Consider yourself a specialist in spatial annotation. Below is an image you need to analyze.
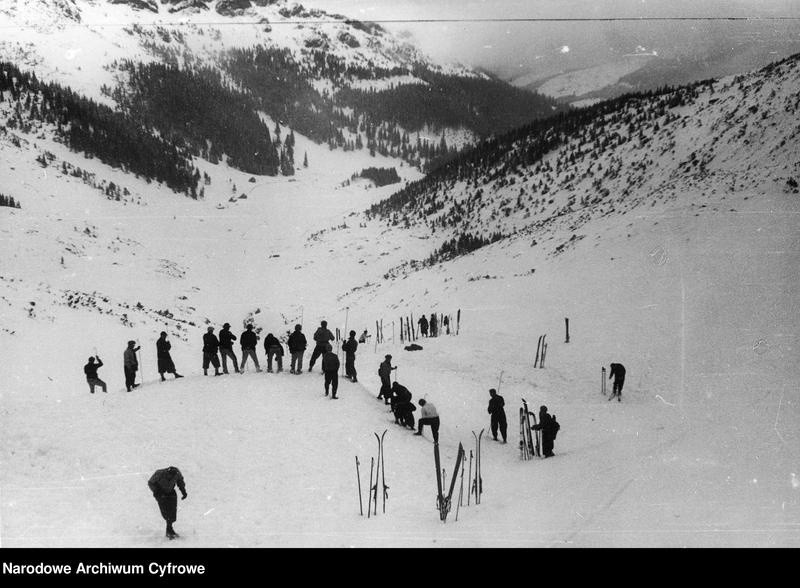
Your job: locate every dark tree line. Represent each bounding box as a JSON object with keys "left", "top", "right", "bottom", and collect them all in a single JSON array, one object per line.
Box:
[
  {"left": 1, "top": 61, "right": 200, "bottom": 196},
  {"left": 111, "top": 61, "right": 293, "bottom": 176},
  {"left": 367, "top": 81, "right": 713, "bottom": 221},
  {"left": 0, "top": 192, "right": 21, "bottom": 209},
  {"left": 354, "top": 167, "right": 401, "bottom": 187}
]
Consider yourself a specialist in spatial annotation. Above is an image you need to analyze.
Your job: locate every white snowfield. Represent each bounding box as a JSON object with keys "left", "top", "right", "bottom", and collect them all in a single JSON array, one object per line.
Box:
[{"left": 1, "top": 12, "right": 799, "bottom": 548}]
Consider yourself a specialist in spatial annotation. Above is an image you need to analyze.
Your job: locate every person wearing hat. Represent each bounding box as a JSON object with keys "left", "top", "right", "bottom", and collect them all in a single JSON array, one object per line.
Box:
[
  {"left": 321, "top": 343, "right": 340, "bottom": 398},
  {"left": 240, "top": 323, "right": 261, "bottom": 373},
  {"left": 287, "top": 324, "right": 307, "bottom": 374},
  {"left": 531, "top": 405, "right": 560, "bottom": 458},
  {"left": 123, "top": 340, "right": 141, "bottom": 392},
  {"left": 157, "top": 331, "right": 183, "bottom": 381},
  {"left": 202, "top": 326, "right": 221, "bottom": 376},
  {"left": 84, "top": 355, "right": 106, "bottom": 394},
  {"left": 341, "top": 330, "right": 358, "bottom": 382},
  {"left": 147, "top": 466, "right": 188, "bottom": 540},
  {"left": 487, "top": 388, "right": 507, "bottom": 443},
  {"left": 308, "top": 320, "right": 335, "bottom": 373},
  {"left": 414, "top": 398, "right": 440, "bottom": 442},
  {"left": 263, "top": 332, "right": 284, "bottom": 373},
  {"left": 608, "top": 362, "right": 626, "bottom": 402},
  {"left": 218, "top": 323, "right": 239, "bottom": 374},
  {"left": 377, "top": 354, "right": 396, "bottom": 403}
]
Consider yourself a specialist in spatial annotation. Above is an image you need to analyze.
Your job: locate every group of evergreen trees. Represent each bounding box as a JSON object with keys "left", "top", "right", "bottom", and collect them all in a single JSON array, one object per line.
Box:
[
  {"left": 111, "top": 61, "right": 294, "bottom": 176},
  {"left": 0, "top": 192, "right": 21, "bottom": 209},
  {"left": 1, "top": 61, "right": 200, "bottom": 197},
  {"left": 354, "top": 167, "right": 401, "bottom": 187}
]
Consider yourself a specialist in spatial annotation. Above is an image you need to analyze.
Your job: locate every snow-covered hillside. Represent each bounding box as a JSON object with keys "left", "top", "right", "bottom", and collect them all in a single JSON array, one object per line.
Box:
[{"left": 1, "top": 44, "right": 799, "bottom": 546}]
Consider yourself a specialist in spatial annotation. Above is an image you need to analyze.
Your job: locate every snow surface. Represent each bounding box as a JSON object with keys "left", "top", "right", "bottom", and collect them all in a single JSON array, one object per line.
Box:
[{"left": 0, "top": 5, "right": 799, "bottom": 548}]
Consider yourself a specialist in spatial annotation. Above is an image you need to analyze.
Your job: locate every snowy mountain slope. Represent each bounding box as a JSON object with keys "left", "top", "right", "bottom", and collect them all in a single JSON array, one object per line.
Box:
[
  {"left": 0, "top": 0, "right": 563, "bottom": 170},
  {"left": 1, "top": 52, "right": 799, "bottom": 547}
]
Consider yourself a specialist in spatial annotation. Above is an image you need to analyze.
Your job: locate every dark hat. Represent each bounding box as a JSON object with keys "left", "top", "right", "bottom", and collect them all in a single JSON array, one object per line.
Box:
[
  {"left": 321, "top": 320, "right": 328, "bottom": 327},
  {"left": 245, "top": 323, "right": 253, "bottom": 329},
  {"left": 540, "top": 405, "right": 548, "bottom": 412},
  {"left": 349, "top": 330, "right": 356, "bottom": 337},
  {"left": 489, "top": 388, "right": 497, "bottom": 394},
  {"left": 325, "top": 343, "right": 333, "bottom": 352},
  {"left": 88, "top": 356, "right": 95, "bottom": 362},
  {"left": 207, "top": 326, "right": 214, "bottom": 332},
  {"left": 160, "top": 331, "right": 167, "bottom": 337},
  {"left": 419, "top": 398, "right": 426, "bottom": 405},
  {"left": 295, "top": 324, "right": 302, "bottom": 330},
  {"left": 127, "top": 340, "right": 136, "bottom": 346},
  {"left": 385, "top": 354, "right": 392, "bottom": 359},
  {"left": 223, "top": 322, "right": 230, "bottom": 329}
]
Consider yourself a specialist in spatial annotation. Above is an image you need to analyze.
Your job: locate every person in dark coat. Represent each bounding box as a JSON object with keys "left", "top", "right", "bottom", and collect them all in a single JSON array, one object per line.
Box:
[
  {"left": 84, "top": 355, "right": 106, "bottom": 393},
  {"left": 443, "top": 315, "right": 450, "bottom": 335},
  {"left": 287, "top": 324, "right": 306, "bottom": 374},
  {"left": 147, "top": 466, "right": 187, "bottom": 540},
  {"left": 418, "top": 315, "right": 428, "bottom": 337},
  {"left": 202, "top": 326, "right": 221, "bottom": 376},
  {"left": 341, "top": 330, "right": 358, "bottom": 382},
  {"left": 239, "top": 324, "right": 261, "bottom": 373},
  {"left": 414, "top": 398, "right": 440, "bottom": 442},
  {"left": 263, "top": 333, "right": 284, "bottom": 373},
  {"left": 429, "top": 313, "right": 438, "bottom": 337},
  {"left": 390, "top": 381, "right": 415, "bottom": 428},
  {"left": 123, "top": 340, "right": 140, "bottom": 392},
  {"left": 308, "top": 320, "right": 335, "bottom": 372},
  {"left": 531, "top": 405, "right": 560, "bottom": 458},
  {"left": 487, "top": 388, "right": 507, "bottom": 443},
  {"left": 609, "top": 363, "right": 626, "bottom": 401},
  {"left": 218, "top": 323, "right": 240, "bottom": 374},
  {"left": 377, "top": 354, "right": 396, "bottom": 403},
  {"left": 157, "top": 332, "right": 183, "bottom": 381},
  {"left": 321, "top": 343, "right": 340, "bottom": 398}
]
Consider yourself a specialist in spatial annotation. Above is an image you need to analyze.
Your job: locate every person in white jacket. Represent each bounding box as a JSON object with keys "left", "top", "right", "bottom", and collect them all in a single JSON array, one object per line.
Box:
[{"left": 414, "top": 398, "right": 440, "bottom": 443}]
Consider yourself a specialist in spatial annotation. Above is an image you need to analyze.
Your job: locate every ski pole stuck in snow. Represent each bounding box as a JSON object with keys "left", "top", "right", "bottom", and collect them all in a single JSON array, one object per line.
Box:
[{"left": 355, "top": 455, "right": 363, "bottom": 516}]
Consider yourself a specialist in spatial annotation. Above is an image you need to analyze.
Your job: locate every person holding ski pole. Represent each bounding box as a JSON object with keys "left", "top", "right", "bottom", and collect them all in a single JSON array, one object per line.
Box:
[
  {"left": 531, "top": 405, "right": 560, "bottom": 458},
  {"left": 147, "top": 466, "right": 188, "bottom": 540},
  {"left": 377, "top": 354, "right": 396, "bottom": 404},
  {"left": 609, "top": 362, "right": 626, "bottom": 401},
  {"left": 218, "top": 322, "right": 240, "bottom": 374},
  {"left": 488, "top": 388, "right": 507, "bottom": 443},
  {"left": 341, "top": 330, "right": 358, "bottom": 382},
  {"left": 84, "top": 355, "right": 107, "bottom": 394},
  {"left": 414, "top": 398, "right": 440, "bottom": 442}
]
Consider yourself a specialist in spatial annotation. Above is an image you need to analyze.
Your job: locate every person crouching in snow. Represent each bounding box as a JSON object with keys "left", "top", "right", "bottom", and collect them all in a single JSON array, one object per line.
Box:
[
  {"left": 322, "top": 343, "right": 340, "bottom": 399},
  {"left": 147, "top": 466, "right": 187, "bottom": 540},
  {"left": 414, "top": 398, "right": 440, "bottom": 443}
]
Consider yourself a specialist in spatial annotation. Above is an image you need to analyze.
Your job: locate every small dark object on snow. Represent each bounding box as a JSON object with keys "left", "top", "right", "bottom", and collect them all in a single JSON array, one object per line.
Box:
[{"left": 404, "top": 343, "right": 423, "bottom": 351}]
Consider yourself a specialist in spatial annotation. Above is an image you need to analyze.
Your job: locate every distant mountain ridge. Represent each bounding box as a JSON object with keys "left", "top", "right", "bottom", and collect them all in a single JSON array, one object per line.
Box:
[{"left": 0, "top": 0, "right": 564, "bottom": 180}]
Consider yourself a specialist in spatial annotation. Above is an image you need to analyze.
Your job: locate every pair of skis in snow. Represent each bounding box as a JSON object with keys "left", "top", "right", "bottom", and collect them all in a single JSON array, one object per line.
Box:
[
  {"left": 355, "top": 430, "right": 388, "bottom": 517},
  {"left": 519, "top": 399, "right": 541, "bottom": 460},
  {"left": 433, "top": 429, "right": 483, "bottom": 522}
]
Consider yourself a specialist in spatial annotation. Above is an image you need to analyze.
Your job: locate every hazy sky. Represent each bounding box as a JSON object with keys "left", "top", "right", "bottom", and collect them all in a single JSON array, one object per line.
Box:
[{"left": 305, "top": 1, "right": 800, "bottom": 79}]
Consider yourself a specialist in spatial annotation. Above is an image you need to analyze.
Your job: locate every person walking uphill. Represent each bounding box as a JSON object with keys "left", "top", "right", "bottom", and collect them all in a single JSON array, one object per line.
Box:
[
  {"left": 263, "top": 332, "right": 284, "bottom": 373},
  {"left": 414, "top": 398, "right": 440, "bottom": 443},
  {"left": 341, "top": 330, "right": 358, "bottom": 382},
  {"left": 240, "top": 324, "right": 261, "bottom": 373},
  {"left": 430, "top": 313, "right": 438, "bottom": 337},
  {"left": 321, "top": 343, "right": 340, "bottom": 399},
  {"left": 377, "top": 354, "right": 396, "bottom": 404},
  {"left": 287, "top": 324, "right": 307, "bottom": 374},
  {"left": 157, "top": 332, "right": 183, "bottom": 381},
  {"left": 147, "top": 466, "right": 188, "bottom": 540},
  {"left": 531, "top": 405, "right": 560, "bottom": 458},
  {"left": 218, "top": 323, "right": 240, "bottom": 374},
  {"left": 418, "top": 314, "right": 428, "bottom": 337},
  {"left": 84, "top": 355, "right": 107, "bottom": 394},
  {"left": 202, "top": 327, "right": 221, "bottom": 376},
  {"left": 609, "top": 362, "right": 626, "bottom": 401},
  {"left": 123, "top": 340, "right": 140, "bottom": 392},
  {"left": 488, "top": 388, "right": 507, "bottom": 443},
  {"left": 308, "top": 320, "right": 334, "bottom": 372}
]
